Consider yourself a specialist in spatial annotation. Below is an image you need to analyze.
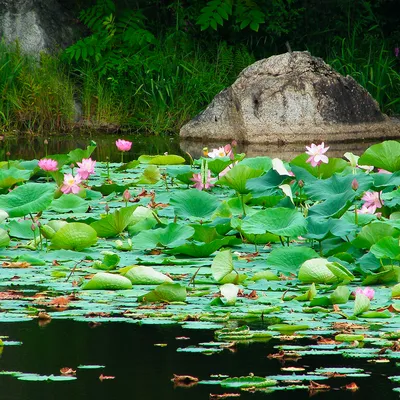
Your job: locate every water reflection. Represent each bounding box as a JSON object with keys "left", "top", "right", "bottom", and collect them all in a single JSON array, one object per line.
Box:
[{"left": 0, "top": 132, "right": 391, "bottom": 162}]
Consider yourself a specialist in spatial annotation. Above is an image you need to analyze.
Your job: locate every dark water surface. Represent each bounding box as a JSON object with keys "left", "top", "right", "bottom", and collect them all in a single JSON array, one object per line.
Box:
[
  {"left": 0, "top": 320, "right": 397, "bottom": 400},
  {"left": 0, "top": 132, "right": 384, "bottom": 162}
]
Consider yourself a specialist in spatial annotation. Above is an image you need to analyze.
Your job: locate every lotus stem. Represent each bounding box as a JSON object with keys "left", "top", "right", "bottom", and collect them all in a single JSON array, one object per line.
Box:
[
  {"left": 279, "top": 236, "right": 285, "bottom": 246},
  {"left": 188, "top": 266, "right": 202, "bottom": 287},
  {"left": 239, "top": 193, "right": 246, "bottom": 216}
]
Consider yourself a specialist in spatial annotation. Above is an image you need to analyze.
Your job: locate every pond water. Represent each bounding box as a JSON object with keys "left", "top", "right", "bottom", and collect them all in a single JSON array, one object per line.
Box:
[
  {"left": 0, "top": 132, "right": 383, "bottom": 162},
  {"left": 0, "top": 320, "right": 396, "bottom": 400}
]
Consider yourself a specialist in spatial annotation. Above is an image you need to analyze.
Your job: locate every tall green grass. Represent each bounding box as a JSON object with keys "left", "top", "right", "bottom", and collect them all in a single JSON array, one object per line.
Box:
[
  {"left": 0, "top": 41, "right": 75, "bottom": 132},
  {"left": 327, "top": 33, "right": 400, "bottom": 115}
]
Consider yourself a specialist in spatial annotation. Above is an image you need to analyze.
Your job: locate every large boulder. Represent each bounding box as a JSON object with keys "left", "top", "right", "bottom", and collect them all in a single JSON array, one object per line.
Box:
[
  {"left": 180, "top": 51, "right": 400, "bottom": 144},
  {"left": 0, "top": 0, "right": 82, "bottom": 54}
]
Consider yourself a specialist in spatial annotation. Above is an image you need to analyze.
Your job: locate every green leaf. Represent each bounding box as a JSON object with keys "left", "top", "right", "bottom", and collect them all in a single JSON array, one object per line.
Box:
[
  {"left": 241, "top": 208, "right": 307, "bottom": 238},
  {"left": 0, "top": 168, "right": 31, "bottom": 189},
  {"left": 370, "top": 237, "right": 400, "bottom": 260},
  {"left": 170, "top": 189, "right": 220, "bottom": 220},
  {"left": 330, "top": 286, "right": 350, "bottom": 304},
  {"left": 353, "top": 293, "right": 370, "bottom": 316},
  {"left": 138, "top": 154, "right": 185, "bottom": 165},
  {"left": 133, "top": 223, "right": 194, "bottom": 250},
  {"left": 217, "top": 164, "right": 263, "bottom": 194},
  {"left": 0, "top": 227, "right": 10, "bottom": 247},
  {"left": 49, "top": 194, "right": 88, "bottom": 213},
  {"left": 120, "top": 265, "right": 173, "bottom": 284},
  {"left": 358, "top": 140, "right": 400, "bottom": 172},
  {"left": 220, "top": 376, "right": 277, "bottom": 388},
  {"left": 167, "top": 237, "right": 233, "bottom": 257},
  {"left": 51, "top": 222, "right": 98, "bottom": 251},
  {"left": 91, "top": 206, "right": 137, "bottom": 237},
  {"left": 298, "top": 258, "right": 337, "bottom": 283},
  {"left": 93, "top": 251, "right": 120, "bottom": 270},
  {"left": 67, "top": 142, "right": 96, "bottom": 164},
  {"left": 290, "top": 154, "right": 348, "bottom": 178},
  {"left": 8, "top": 220, "right": 40, "bottom": 239},
  {"left": 353, "top": 222, "right": 399, "bottom": 249},
  {"left": 138, "top": 282, "right": 186, "bottom": 303},
  {"left": 136, "top": 165, "right": 161, "bottom": 184},
  {"left": 82, "top": 272, "right": 132, "bottom": 290},
  {"left": 267, "top": 246, "right": 319, "bottom": 275},
  {"left": 0, "top": 183, "right": 54, "bottom": 217},
  {"left": 211, "top": 249, "right": 234, "bottom": 282}
]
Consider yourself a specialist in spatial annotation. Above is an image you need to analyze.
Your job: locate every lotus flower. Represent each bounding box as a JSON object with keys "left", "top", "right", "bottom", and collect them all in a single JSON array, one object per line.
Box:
[
  {"left": 305, "top": 142, "right": 329, "bottom": 167},
  {"left": 77, "top": 158, "right": 96, "bottom": 180},
  {"left": 355, "top": 287, "right": 375, "bottom": 300},
  {"left": 38, "top": 158, "right": 58, "bottom": 172},
  {"left": 378, "top": 169, "right": 391, "bottom": 174},
  {"left": 61, "top": 173, "right": 82, "bottom": 194},
  {"left": 208, "top": 144, "right": 234, "bottom": 160},
  {"left": 190, "top": 170, "right": 216, "bottom": 191},
  {"left": 359, "top": 191, "right": 383, "bottom": 214},
  {"left": 115, "top": 139, "right": 132, "bottom": 152}
]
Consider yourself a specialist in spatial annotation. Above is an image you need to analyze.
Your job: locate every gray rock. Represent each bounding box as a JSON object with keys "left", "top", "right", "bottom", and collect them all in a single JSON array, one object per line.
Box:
[
  {"left": 180, "top": 51, "right": 400, "bottom": 143},
  {"left": 0, "top": 0, "right": 82, "bottom": 54}
]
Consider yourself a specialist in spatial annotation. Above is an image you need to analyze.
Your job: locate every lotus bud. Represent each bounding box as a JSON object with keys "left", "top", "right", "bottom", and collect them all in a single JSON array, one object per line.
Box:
[
  {"left": 105, "top": 203, "right": 110, "bottom": 214},
  {"left": 6, "top": 151, "right": 10, "bottom": 157},
  {"left": 31, "top": 223, "right": 36, "bottom": 231},
  {"left": 351, "top": 178, "right": 359, "bottom": 191},
  {"left": 231, "top": 140, "right": 237, "bottom": 147},
  {"left": 123, "top": 189, "right": 131, "bottom": 203},
  {"left": 202, "top": 147, "right": 208, "bottom": 157},
  {"left": 44, "top": 139, "right": 49, "bottom": 145},
  {"left": 298, "top": 180, "right": 304, "bottom": 188}
]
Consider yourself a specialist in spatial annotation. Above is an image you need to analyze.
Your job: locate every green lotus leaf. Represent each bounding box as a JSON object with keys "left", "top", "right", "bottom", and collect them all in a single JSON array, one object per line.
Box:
[
  {"left": 298, "top": 258, "right": 337, "bottom": 283},
  {"left": 392, "top": 283, "right": 400, "bottom": 298},
  {"left": 206, "top": 157, "right": 233, "bottom": 175},
  {"left": 136, "top": 165, "right": 161, "bottom": 184},
  {"left": 0, "top": 167, "right": 31, "bottom": 189},
  {"left": 326, "top": 262, "right": 354, "bottom": 283},
  {"left": 91, "top": 183, "right": 130, "bottom": 195},
  {"left": 358, "top": 140, "right": 400, "bottom": 172},
  {"left": 0, "top": 183, "right": 54, "bottom": 217},
  {"left": 353, "top": 222, "right": 399, "bottom": 249},
  {"left": 330, "top": 286, "right": 350, "bottom": 304},
  {"left": 170, "top": 189, "right": 220, "bottom": 220},
  {"left": 211, "top": 249, "right": 234, "bottom": 282},
  {"left": 138, "top": 154, "right": 185, "bottom": 165},
  {"left": 353, "top": 293, "right": 370, "bottom": 316},
  {"left": 91, "top": 205, "right": 137, "bottom": 238},
  {"left": 240, "top": 156, "right": 273, "bottom": 172},
  {"left": 138, "top": 282, "right": 186, "bottom": 303},
  {"left": 51, "top": 222, "right": 98, "bottom": 251},
  {"left": 246, "top": 169, "right": 287, "bottom": 198},
  {"left": 217, "top": 164, "right": 263, "bottom": 194},
  {"left": 220, "top": 376, "right": 277, "bottom": 388},
  {"left": 49, "top": 194, "right": 88, "bottom": 213},
  {"left": 93, "top": 251, "right": 120, "bottom": 270},
  {"left": 120, "top": 265, "right": 173, "bottom": 284},
  {"left": 308, "top": 191, "right": 354, "bottom": 218},
  {"left": 294, "top": 283, "right": 317, "bottom": 301},
  {"left": 268, "top": 324, "right": 309, "bottom": 333},
  {"left": 362, "top": 265, "right": 400, "bottom": 285},
  {"left": 370, "top": 237, "right": 400, "bottom": 260},
  {"left": 115, "top": 160, "right": 140, "bottom": 171},
  {"left": 267, "top": 246, "right": 319, "bottom": 275},
  {"left": 47, "top": 220, "right": 68, "bottom": 232},
  {"left": 133, "top": 223, "right": 195, "bottom": 250},
  {"left": 335, "top": 334, "right": 365, "bottom": 342},
  {"left": 241, "top": 207, "right": 307, "bottom": 238},
  {"left": 290, "top": 153, "right": 348, "bottom": 178},
  {"left": 167, "top": 237, "right": 233, "bottom": 257},
  {"left": 0, "top": 227, "right": 10, "bottom": 248},
  {"left": 67, "top": 141, "right": 96, "bottom": 164},
  {"left": 0, "top": 209, "right": 8, "bottom": 224},
  {"left": 82, "top": 272, "right": 132, "bottom": 290}
]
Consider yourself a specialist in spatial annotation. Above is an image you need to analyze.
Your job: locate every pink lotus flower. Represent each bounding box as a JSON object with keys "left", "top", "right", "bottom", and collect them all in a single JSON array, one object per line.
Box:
[
  {"left": 61, "top": 173, "right": 82, "bottom": 194},
  {"left": 378, "top": 169, "right": 392, "bottom": 174},
  {"left": 76, "top": 158, "right": 96, "bottom": 180},
  {"left": 191, "top": 170, "right": 216, "bottom": 191},
  {"left": 208, "top": 144, "right": 234, "bottom": 160},
  {"left": 38, "top": 158, "right": 58, "bottom": 172},
  {"left": 355, "top": 287, "right": 375, "bottom": 300},
  {"left": 305, "top": 142, "right": 329, "bottom": 167},
  {"left": 115, "top": 139, "right": 132, "bottom": 152},
  {"left": 359, "top": 191, "right": 383, "bottom": 214}
]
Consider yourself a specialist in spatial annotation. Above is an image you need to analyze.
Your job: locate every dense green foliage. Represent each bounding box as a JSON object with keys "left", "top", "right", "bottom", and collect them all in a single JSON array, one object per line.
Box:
[{"left": 0, "top": 0, "right": 399, "bottom": 133}]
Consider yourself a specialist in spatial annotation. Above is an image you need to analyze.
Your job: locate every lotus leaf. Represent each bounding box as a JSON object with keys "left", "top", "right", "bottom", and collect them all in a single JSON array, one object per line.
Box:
[
  {"left": 49, "top": 194, "right": 88, "bottom": 213},
  {"left": 353, "top": 293, "right": 370, "bottom": 316},
  {"left": 138, "top": 154, "right": 185, "bottom": 165},
  {"left": 91, "top": 205, "right": 137, "bottom": 237},
  {"left": 120, "top": 265, "right": 173, "bottom": 284},
  {"left": 217, "top": 164, "right": 263, "bottom": 194},
  {"left": 82, "top": 272, "right": 132, "bottom": 290},
  {"left": 51, "top": 222, "right": 98, "bottom": 251},
  {"left": 138, "top": 282, "right": 186, "bottom": 303},
  {"left": 170, "top": 189, "right": 219, "bottom": 219},
  {"left": 358, "top": 140, "right": 400, "bottom": 172},
  {"left": 0, "top": 167, "right": 31, "bottom": 190},
  {"left": 298, "top": 258, "right": 337, "bottom": 283},
  {"left": 0, "top": 183, "right": 54, "bottom": 217},
  {"left": 0, "top": 227, "right": 10, "bottom": 247},
  {"left": 211, "top": 249, "right": 234, "bottom": 282}
]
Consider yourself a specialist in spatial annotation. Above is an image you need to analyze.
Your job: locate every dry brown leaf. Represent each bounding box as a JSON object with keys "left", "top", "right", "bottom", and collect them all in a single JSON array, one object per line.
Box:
[
  {"left": 99, "top": 374, "right": 115, "bottom": 381},
  {"left": 2, "top": 261, "right": 31, "bottom": 268},
  {"left": 210, "top": 393, "right": 240, "bottom": 399},
  {"left": 342, "top": 382, "right": 359, "bottom": 391},
  {"left": 60, "top": 367, "right": 76, "bottom": 376},
  {"left": 171, "top": 374, "right": 199, "bottom": 388}
]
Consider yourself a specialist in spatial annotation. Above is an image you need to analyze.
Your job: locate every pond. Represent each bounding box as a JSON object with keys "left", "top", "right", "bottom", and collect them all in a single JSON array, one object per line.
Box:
[
  {"left": 0, "top": 320, "right": 397, "bottom": 400},
  {"left": 2, "top": 134, "right": 400, "bottom": 399}
]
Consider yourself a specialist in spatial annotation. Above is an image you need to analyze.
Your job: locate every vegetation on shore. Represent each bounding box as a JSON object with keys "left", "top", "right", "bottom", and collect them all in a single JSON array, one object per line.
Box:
[{"left": 0, "top": 0, "right": 399, "bottom": 134}]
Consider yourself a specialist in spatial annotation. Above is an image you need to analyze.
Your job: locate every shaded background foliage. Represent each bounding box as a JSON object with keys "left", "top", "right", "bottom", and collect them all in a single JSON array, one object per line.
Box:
[{"left": 0, "top": 0, "right": 399, "bottom": 134}]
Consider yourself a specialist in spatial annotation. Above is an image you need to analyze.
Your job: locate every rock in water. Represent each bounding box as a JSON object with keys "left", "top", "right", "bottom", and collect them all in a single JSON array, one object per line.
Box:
[{"left": 180, "top": 51, "right": 399, "bottom": 144}]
